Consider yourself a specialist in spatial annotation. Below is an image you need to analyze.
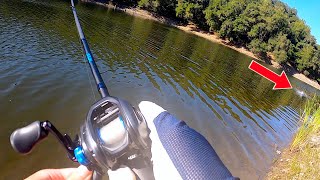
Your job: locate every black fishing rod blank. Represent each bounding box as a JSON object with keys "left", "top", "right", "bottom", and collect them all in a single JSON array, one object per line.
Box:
[{"left": 71, "top": 0, "right": 109, "bottom": 98}]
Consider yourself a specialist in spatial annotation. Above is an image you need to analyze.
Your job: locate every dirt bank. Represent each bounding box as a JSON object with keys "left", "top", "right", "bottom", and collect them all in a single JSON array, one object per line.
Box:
[{"left": 84, "top": 0, "right": 320, "bottom": 90}]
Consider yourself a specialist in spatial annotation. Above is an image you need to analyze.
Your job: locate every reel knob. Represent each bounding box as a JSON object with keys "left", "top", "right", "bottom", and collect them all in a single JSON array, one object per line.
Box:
[{"left": 10, "top": 121, "right": 48, "bottom": 154}]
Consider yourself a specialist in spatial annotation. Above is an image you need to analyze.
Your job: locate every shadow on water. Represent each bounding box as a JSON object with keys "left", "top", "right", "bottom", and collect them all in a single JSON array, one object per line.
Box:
[{"left": 0, "top": 0, "right": 316, "bottom": 179}]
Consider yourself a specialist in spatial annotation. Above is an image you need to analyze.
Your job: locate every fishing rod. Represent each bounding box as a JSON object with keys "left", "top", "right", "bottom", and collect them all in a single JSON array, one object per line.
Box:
[
  {"left": 10, "top": 0, "right": 154, "bottom": 179},
  {"left": 71, "top": 0, "right": 109, "bottom": 98}
]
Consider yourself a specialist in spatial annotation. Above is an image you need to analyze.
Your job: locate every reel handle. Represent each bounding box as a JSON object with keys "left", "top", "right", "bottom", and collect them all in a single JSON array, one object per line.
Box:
[
  {"left": 10, "top": 121, "right": 48, "bottom": 154},
  {"left": 10, "top": 121, "right": 76, "bottom": 161}
]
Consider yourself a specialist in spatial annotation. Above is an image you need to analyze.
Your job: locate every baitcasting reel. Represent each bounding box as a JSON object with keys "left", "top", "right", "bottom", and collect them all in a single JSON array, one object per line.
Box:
[{"left": 10, "top": 97, "right": 153, "bottom": 179}]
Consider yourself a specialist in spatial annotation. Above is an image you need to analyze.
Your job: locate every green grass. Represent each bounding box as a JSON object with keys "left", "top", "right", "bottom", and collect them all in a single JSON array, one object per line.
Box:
[
  {"left": 268, "top": 96, "right": 320, "bottom": 179},
  {"left": 291, "top": 96, "right": 320, "bottom": 149}
]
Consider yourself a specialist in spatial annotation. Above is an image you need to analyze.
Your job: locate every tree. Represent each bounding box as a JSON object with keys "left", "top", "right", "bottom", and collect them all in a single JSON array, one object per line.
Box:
[
  {"left": 311, "top": 48, "right": 320, "bottom": 82},
  {"left": 268, "top": 33, "right": 293, "bottom": 64},
  {"left": 138, "top": 0, "right": 153, "bottom": 10},
  {"left": 296, "top": 44, "right": 315, "bottom": 71},
  {"left": 138, "top": 0, "right": 177, "bottom": 16},
  {"left": 218, "top": 0, "right": 248, "bottom": 40},
  {"left": 230, "top": 2, "right": 261, "bottom": 44},
  {"left": 248, "top": 39, "right": 268, "bottom": 55},
  {"left": 176, "top": 0, "right": 209, "bottom": 28},
  {"left": 204, "top": 0, "right": 229, "bottom": 31}
]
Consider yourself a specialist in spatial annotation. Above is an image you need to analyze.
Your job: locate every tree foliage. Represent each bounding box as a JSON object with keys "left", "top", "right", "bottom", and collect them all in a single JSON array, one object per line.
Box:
[
  {"left": 138, "top": 0, "right": 177, "bottom": 16},
  {"left": 176, "top": 0, "right": 209, "bottom": 28},
  {"left": 112, "top": 0, "right": 320, "bottom": 82}
]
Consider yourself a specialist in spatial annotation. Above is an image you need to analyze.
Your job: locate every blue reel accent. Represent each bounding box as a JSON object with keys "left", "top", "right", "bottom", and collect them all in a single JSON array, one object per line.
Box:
[
  {"left": 74, "top": 146, "right": 89, "bottom": 165},
  {"left": 119, "top": 116, "right": 125, "bottom": 128},
  {"left": 86, "top": 53, "right": 93, "bottom": 63}
]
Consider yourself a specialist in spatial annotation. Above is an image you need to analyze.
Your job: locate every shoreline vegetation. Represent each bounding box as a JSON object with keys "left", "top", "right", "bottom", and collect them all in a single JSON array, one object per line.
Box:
[
  {"left": 82, "top": 0, "right": 320, "bottom": 90},
  {"left": 267, "top": 96, "right": 320, "bottom": 179}
]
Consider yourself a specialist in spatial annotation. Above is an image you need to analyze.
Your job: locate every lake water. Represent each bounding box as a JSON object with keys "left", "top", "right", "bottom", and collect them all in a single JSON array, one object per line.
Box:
[{"left": 0, "top": 0, "right": 318, "bottom": 179}]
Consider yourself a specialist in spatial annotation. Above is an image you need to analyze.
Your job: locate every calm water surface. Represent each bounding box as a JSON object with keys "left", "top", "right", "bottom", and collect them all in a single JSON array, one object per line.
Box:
[{"left": 0, "top": 0, "right": 318, "bottom": 179}]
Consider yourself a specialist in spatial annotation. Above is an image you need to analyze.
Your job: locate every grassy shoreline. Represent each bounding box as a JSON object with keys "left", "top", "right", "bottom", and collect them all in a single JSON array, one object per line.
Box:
[
  {"left": 267, "top": 96, "right": 320, "bottom": 179},
  {"left": 82, "top": 0, "right": 320, "bottom": 90}
]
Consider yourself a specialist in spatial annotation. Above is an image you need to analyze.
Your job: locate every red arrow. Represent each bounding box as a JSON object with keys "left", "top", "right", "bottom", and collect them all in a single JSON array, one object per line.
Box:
[{"left": 249, "top": 60, "right": 292, "bottom": 90}]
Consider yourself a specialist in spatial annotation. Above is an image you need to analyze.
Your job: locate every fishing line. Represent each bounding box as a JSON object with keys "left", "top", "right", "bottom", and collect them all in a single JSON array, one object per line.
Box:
[
  {"left": 82, "top": 54, "right": 97, "bottom": 102},
  {"left": 70, "top": 3, "right": 97, "bottom": 102},
  {"left": 80, "top": 42, "right": 97, "bottom": 102}
]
